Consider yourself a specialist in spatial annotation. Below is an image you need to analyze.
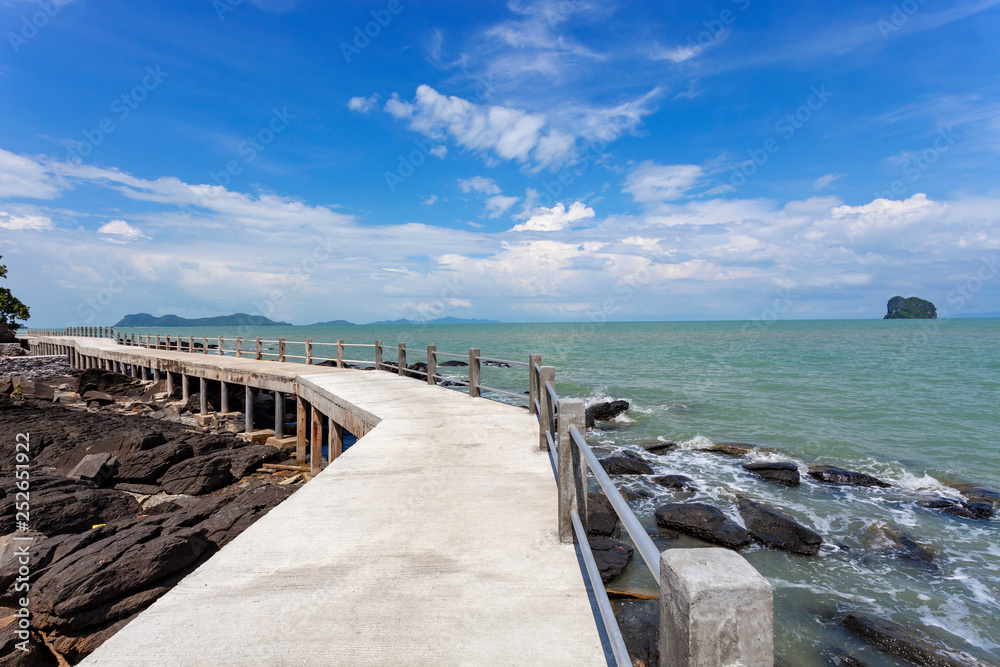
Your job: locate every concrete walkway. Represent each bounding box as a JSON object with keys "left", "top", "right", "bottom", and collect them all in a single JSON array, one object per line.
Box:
[{"left": 35, "top": 337, "right": 607, "bottom": 666}]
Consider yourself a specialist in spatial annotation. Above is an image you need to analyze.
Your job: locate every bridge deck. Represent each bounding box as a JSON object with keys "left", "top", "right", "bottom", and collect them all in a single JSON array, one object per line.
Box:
[{"left": 35, "top": 337, "right": 607, "bottom": 666}]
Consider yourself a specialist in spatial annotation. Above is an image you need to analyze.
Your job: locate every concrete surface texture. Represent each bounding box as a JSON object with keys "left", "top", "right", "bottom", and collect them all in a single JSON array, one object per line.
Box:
[{"left": 33, "top": 337, "right": 607, "bottom": 666}]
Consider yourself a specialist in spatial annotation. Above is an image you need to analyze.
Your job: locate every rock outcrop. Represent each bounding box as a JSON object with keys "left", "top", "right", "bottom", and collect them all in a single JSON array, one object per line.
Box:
[
  {"left": 586, "top": 400, "right": 629, "bottom": 428},
  {"left": 653, "top": 503, "right": 750, "bottom": 550},
  {"left": 736, "top": 497, "right": 823, "bottom": 555},
  {"left": 742, "top": 461, "right": 800, "bottom": 486},
  {"left": 599, "top": 456, "right": 654, "bottom": 476},
  {"left": 808, "top": 465, "right": 890, "bottom": 488},
  {"left": 884, "top": 296, "right": 937, "bottom": 319}
]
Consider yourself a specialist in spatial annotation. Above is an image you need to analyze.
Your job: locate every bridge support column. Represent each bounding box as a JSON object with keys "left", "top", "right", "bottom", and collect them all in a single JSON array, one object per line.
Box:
[
  {"left": 220, "top": 381, "right": 229, "bottom": 414},
  {"left": 296, "top": 396, "right": 307, "bottom": 465},
  {"left": 245, "top": 386, "right": 255, "bottom": 433},
  {"left": 310, "top": 408, "right": 323, "bottom": 475},
  {"left": 274, "top": 391, "right": 284, "bottom": 438},
  {"left": 328, "top": 420, "right": 343, "bottom": 463},
  {"left": 153, "top": 367, "right": 160, "bottom": 382},
  {"left": 200, "top": 378, "right": 207, "bottom": 415},
  {"left": 130, "top": 363, "right": 138, "bottom": 379},
  {"left": 141, "top": 366, "right": 149, "bottom": 381},
  {"left": 166, "top": 371, "right": 173, "bottom": 396},
  {"left": 182, "top": 374, "right": 189, "bottom": 402}
]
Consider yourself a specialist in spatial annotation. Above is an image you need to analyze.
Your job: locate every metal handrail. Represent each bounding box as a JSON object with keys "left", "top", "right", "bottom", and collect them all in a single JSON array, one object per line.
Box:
[{"left": 432, "top": 351, "right": 468, "bottom": 358}]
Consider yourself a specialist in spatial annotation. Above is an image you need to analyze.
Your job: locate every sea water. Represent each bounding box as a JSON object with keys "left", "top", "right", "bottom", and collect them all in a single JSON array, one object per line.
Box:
[{"left": 117, "top": 318, "right": 1000, "bottom": 665}]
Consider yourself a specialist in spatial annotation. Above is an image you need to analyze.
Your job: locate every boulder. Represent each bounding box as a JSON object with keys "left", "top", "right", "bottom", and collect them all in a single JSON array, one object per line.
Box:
[
  {"left": 599, "top": 456, "right": 653, "bottom": 476},
  {"left": 82, "top": 390, "right": 115, "bottom": 406},
  {"left": 703, "top": 442, "right": 758, "bottom": 458},
  {"left": 651, "top": 474, "right": 695, "bottom": 490},
  {"left": 589, "top": 536, "right": 633, "bottom": 583},
  {"left": 949, "top": 483, "right": 1000, "bottom": 514},
  {"left": 229, "top": 444, "right": 282, "bottom": 478},
  {"left": 843, "top": 614, "right": 978, "bottom": 666},
  {"left": 0, "top": 476, "right": 140, "bottom": 535},
  {"left": 160, "top": 453, "right": 235, "bottom": 495},
  {"left": 653, "top": 503, "right": 750, "bottom": 550},
  {"left": 76, "top": 369, "right": 139, "bottom": 396},
  {"left": 736, "top": 496, "right": 823, "bottom": 555},
  {"left": 642, "top": 440, "right": 678, "bottom": 454},
  {"left": 117, "top": 442, "right": 194, "bottom": 483},
  {"left": 860, "top": 521, "right": 937, "bottom": 572},
  {"left": 808, "top": 465, "right": 890, "bottom": 488},
  {"left": 586, "top": 400, "right": 629, "bottom": 427},
  {"left": 611, "top": 600, "right": 659, "bottom": 667},
  {"left": 586, "top": 492, "right": 620, "bottom": 538},
  {"left": 742, "top": 461, "right": 800, "bottom": 486},
  {"left": 438, "top": 360, "right": 467, "bottom": 367},
  {"left": 67, "top": 453, "right": 118, "bottom": 487}
]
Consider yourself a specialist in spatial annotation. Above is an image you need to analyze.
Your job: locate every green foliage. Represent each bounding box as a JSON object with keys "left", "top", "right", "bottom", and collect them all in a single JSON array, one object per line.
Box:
[
  {"left": 0, "top": 255, "right": 30, "bottom": 332},
  {"left": 0, "top": 255, "right": 29, "bottom": 331},
  {"left": 13, "top": 383, "right": 23, "bottom": 399},
  {"left": 884, "top": 296, "right": 937, "bottom": 320}
]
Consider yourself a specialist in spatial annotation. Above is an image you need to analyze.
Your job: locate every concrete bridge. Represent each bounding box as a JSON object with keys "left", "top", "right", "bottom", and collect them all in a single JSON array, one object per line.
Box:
[{"left": 28, "top": 332, "right": 774, "bottom": 666}]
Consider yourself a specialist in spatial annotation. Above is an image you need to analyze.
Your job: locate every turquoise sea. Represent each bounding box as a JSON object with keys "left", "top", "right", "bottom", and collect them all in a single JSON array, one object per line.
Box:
[{"left": 115, "top": 318, "right": 1000, "bottom": 665}]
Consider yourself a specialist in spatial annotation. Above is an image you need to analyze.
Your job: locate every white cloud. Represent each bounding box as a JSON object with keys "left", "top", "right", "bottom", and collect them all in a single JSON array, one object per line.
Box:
[
  {"left": 624, "top": 162, "right": 704, "bottom": 203},
  {"left": 0, "top": 209, "right": 53, "bottom": 230},
  {"left": 650, "top": 43, "right": 702, "bottom": 64},
  {"left": 347, "top": 94, "right": 380, "bottom": 113},
  {"left": 421, "top": 195, "right": 439, "bottom": 206},
  {"left": 0, "top": 148, "right": 63, "bottom": 199},
  {"left": 458, "top": 176, "right": 501, "bottom": 195},
  {"left": 511, "top": 201, "right": 594, "bottom": 231},
  {"left": 430, "top": 145, "right": 447, "bottom": 158},
  {"left": 813, "top": 173, "right": 843, "bottom": 190},
  {"left": 485, "top": 195, "right": 519, "bottom": 218},
  {"left": 98, "top": 219, "right": 148, "bottom": 243}
]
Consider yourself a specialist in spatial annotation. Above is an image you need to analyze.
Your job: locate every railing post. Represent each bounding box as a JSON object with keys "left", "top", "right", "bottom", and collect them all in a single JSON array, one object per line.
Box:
[
  {"left": 305, "top": 339, "right": 312, "bottom": 365},
  {"left": 374, "top": 340, "right": 382, "bottom": 371},
  {"left": 397, "top": 342, "right": 406, "bottom": 376},
  {"left": 236, "top": 337, "right": 242, "bottom": 358},
  {"left": 426, "top": 345, "right": 436, "bottom": 386},
  {"left": 218, "top": 336, "right": 224, "bottom": 356},
  {"left": 468, "top": 348, "right": 481, "bottom": 398},
  {"left": 188, "top": 336, "right": 194, "bottom": 354},
  {"left": 659, "top": 549, "right": 774, "bottom": 667},
  {"left": 336, "top": 339, "right": 344, "bottom": 368},
  {"left": 557, "top": 399, "right": 586, "bottom": 543},
  {"left": 256, "top": 337, "right": 262, "bottom": 361},
  {"left": 538, "top": 366, "right": 555, "bottom": 451},
  {"left": 279, "top": 337, "right": 286, "bottom": 363},
  {"left": 166, "top": 335, "right": 171, "bottom": 350},
  {"left": 296, "top": 396, "right": 307, "bottom": 465},
  {"left": 202, "top": 336, "right": 208, "bottom": 354},
  {"left": 155, "top": 334, "right": 160, "bottom": 349},
  {"left": 528, "top": 354, "right": 541, "bottom": 415}
]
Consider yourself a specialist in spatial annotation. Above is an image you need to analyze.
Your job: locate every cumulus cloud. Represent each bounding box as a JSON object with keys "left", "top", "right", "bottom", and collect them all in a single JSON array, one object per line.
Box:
[
  {"left": 347, "top": 94, "right": 380, "bottom": 113},
  {"left": 511, "top": 201, "right": 594, "bottom": 231},
  {"left": 98, "top": 219, "right": 148, "bottom": 243},
  {"left": 485, "top": 195, "right": 519, "bottom": 218},
  {"left": 624, "top": 162, "right": 704, "bottom": 202},
  {"left": 0, "top": 148, "right": 63, "bottom": 199},
  {"left": 458, "top": 176, "right": 501, "bottom": 195},
  {"left": 0, "top": 209, "right": 53, "bottom": 230}
]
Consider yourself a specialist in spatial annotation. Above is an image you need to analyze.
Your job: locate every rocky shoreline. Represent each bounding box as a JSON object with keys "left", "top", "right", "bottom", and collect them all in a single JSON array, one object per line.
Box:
[{"left": 0, "top": 357, "right": 308, "bottom": 665}]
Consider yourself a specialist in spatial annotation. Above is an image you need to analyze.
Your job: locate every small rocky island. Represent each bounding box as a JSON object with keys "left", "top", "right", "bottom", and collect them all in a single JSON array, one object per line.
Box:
[{"left": 884, "top": 296, "right": 937, "bottom": 319}]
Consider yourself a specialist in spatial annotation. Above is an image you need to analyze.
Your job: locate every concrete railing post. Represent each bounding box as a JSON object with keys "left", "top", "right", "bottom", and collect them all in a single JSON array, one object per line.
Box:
[
  {"left": 236, "top": 337, "right": 242, "bottom": 358},
  {"left": 275, "top": 391, "right": 284, "bottom": 438},
  {"left": 278, "top": 338, "right": 286, "bottom": 362},
  {"left": 256, "top": 337, "right": 262, "bottom": 361},
  {"left": 202, "top": 336, "right": 208, "bottom": 355},
  {"left": 305, "top": 339, "right": 312, "bottom": 365},
  {"left": 218, "top": 336, "right": 224, "bottom": 356},
  {"left": 426, "top": 345, "right": 436, "bottom": 385},
  {"left": 374, "top": 341, "right": 382, "bottom": 371},
  {"left": 336, "top": 340, "right": 344, "bottom": 368},
  {"left": 155, "top": 335, "right": 160, "bottom": 350},
  {"left": 557, "top": 399, "right": 586, "bottom": 543},
  {"left": 538, "top": 366, "right": 555, "bottom": 451},
  {"left": 310, "top": 408, "right": 323, "bottom": 475},
  {"left": 245, "top": 386, "right": 254, "bottom": 433},
  {"left": 296, "top": 397, "right": 307, "bottom": 465},
  {"left": 188, "top": 336, "right": 194, "bottom": 354},
  {"left": 397, "top": 343, "right": 406, "bottom": 376},
  {"left": 166, "top": 335, "right": 171, "bottom": 350},
  {"left": 658, "top": 549, "right": 773, "bottom": 667},
  {"left": 528, "top": 354, "right": 541, "bottom": 415},
  {"left": 469, "top": 348, "right": 481, "bottom": 398}
]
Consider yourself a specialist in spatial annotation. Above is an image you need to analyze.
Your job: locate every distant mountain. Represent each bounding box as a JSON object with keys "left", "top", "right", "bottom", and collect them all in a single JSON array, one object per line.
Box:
[
  {"left": 309, "top": 320, "right": 356, "bottom": 326},
  {"left": 114, "top": 312, "right": 290, "bottom": 327},
  {"left": 884, "top": 296, "right": 937, "bottom": 320},
  {"left": 366, "top": 316, "right": 502, "bottom": 325}
]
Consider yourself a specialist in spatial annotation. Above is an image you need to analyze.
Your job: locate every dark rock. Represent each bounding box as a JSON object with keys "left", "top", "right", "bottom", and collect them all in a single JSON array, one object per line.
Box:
[
  {"left": 860, "top": 521, "right": 937, "bottom": 572},
  {"left": 704, "top": 442, "right": 758, "bottom": 458},
  {"left": 620, "top": 486, "right": 654, "bottom": 501},
  {"left": 113, "top": 482, "right": 163, "bottom": 495},
  {"left": 819, "top": 645, "right": 868, "bottom": 666},
  {"left": 0, "top": 476, "right": 140, "bottom": 535},
  {"left": 586, "top": 492, "right": 620, "bottom": 538},
  {"left": 843, "top": 614, "right": 977, "bottom": 666},
  {"left": 160, "top": 453, "right": 234, "bottom": 495},
  {"left": 438, "top": 360, "right": 467, "bottom": 367},
  {"left": 621, "top": 449, "right": 655, "bottom": 465},
  {"left": 67, "top": 452, "right": 118, "bottom": 487},
  {"left": 228, "top": 444, "right": 282, "bottom": 478},
  {"left": 653, "top": 503, "right": 750, "bottom": 550},
  {"left": 736, "top": 496, "right": 823, "bottom": 555},
  {"left": 589, "top": 536, "right": 633, "bottom": 583},
  {"left": 611, "top": 599, "right": 659, "bottom": 667},
  {"left": 585, "top": 400, "right": 629, "bottom": 427},
  {"left": 82, "top": 390, "right": 115, "bottom": 406},
  {"left": 117, "top": 443, "right": 194, "bottom": 484},
  {"left": 808, "top": 465, "right": 890, "bottom": 488},
  {"left": 651, "top": 474, "right": 695, "bottom": 490},
  {"left": 0, "top": 620, "right": 56, "bottom": 666},
  {"left": 0, "top": 323, "right": 16, "bottom": 344},
  {"left": 599, "top": 456, "right": 653, "bottom": 476},
  {"left": 949, "top": 483, "right": 1000, "bottom": 514},
  {"left": 884, "top": 295, "right": 937, "bottom": 319},
  {"left": 642, "top": 440, "right": 678, "bottom": 454},
  {"left": 742, "top": 461, "right": 800, "bottom": 486},
  {"left": 76, "top": 369, "right": 139, "bottom": 396}
]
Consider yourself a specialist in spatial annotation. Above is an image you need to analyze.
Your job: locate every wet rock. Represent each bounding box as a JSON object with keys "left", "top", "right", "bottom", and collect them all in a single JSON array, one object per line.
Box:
[
  {"left": 736, "top": 496, "right": 823, "bottom": 555},
  {"left": 621, "top": 449, "right": 655, "bottom": 465},
  {"left": 585, "top": 400, "right": 629, "bottom": 428},
  {"left": 586, "top": 492, "right": 620, "bottom": 538},
  {"left": 611, "top": 599, "right": 659, "bottom": 667},
  {"left": 599, "top": 456, "right": 653, "bottom": 476},
  {"left": 920, "top": 497, "right": 993, "bottom": 520},
  {"left": 589, "top": 536, "right": 633, "bottom": 583},
  {"left": 743, "top": 461, "right": 800, "bottom": 487},
  {"left": 651, "top": 474, "right": 695, "bottom": 490},
  {"left": 860, "top": 521, "right": 937, "bottom": 572},
  {"left": 808, "top": 465, "right": 890, "bottom": 488},
  {"left": 949, "top": 483, "right": 1000, "bottom": 516},
  {"left": 438, "top": 360, "right": 467, "bottom": 367},
  {"left": 843, "top": 614, "right": 980, "bottom": 667},
  {"left": 704, "top": 442, "right": 758, "bottom": 457},
  {"left": 116, "top": 442, "right": 194, "bottom": 483},
  {"left": 653, "top": 503, "right": 750, "bottom": 550},
  {"left": 642, "top": 440, "right": 678, "bottom": 454},
  {"left": 819, "top": 645, "right": 868, "bottom": 666},
  {"left": 620, "top": 486, "right": 654, "bottom": 501}
]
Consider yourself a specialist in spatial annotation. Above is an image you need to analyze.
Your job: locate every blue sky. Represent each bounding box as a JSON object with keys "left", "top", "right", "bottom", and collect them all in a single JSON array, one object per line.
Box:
[{"left": 1, "top": 0, "right": 999, "bottom": 326}]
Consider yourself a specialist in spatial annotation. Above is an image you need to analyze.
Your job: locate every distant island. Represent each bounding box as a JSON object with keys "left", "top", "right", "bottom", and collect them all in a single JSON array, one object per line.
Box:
[
  {"left": 114, "top": 313, "right": 291, "bottom": 327},
  {"left": 309, "top": 320, "right": 356, "bottom": 326},
  {"left": 884, "top": 296, "right": 937, "bottom": 319},
  {"left": 366, "top": 316, "right": 502, "bottom": 325}
]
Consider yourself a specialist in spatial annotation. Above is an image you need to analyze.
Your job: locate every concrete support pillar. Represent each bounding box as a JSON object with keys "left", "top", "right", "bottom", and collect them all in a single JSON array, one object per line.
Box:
[
  {"left": 166, "top": 371, "right": 173, "bottom": 396},
  {"left": 557, "top": 399, "right": 586, "bottom": 544},
  {"left": 538, "top": 366, "right": 555, "bottom": 451},
  {"left": 659, "top": 549, "right": 773, "bottom": 667},
  {"left": 142, "top": 366, "right": 149, "bottom": 381},
  {"left": 245, "top": 386, "right": 254, "bottom": 433},
  {"left": 199, "top": 378, "right": 207, "bottom": 415},
  {"left": 310, "top": 408, "right": 323, "bottom": 475},
  {"left": 296, "top": 396, "right": 307, "bottom": 465},
  {"left": 181, "top": 374, "right": 189, "bottom": 401},
  {"left": 220, "top": 381, "right": 229, "bottom": 413},
  {"left": 153, "top": 367, "right": 160, "bottom": 382},
  {"left": 131, "top": 363, "right": 138, "bottom": 378},
  {"left": 329, "top": 420, "right": 344, "bottom": 463},
  {"left": 469, "top": 348, "right": 481, "bottom": 398},
  {"left": 274, "top": 391, "right": 284, "bottom": 438}
]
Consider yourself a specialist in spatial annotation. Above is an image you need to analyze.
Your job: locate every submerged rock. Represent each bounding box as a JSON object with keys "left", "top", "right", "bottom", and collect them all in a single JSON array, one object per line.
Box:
[
  {"left": 589, "top": 536, "right": 633, "bottom": 582},
  {"left": 736, "top": 496, "right": 823, "bottom": 555},
  {"left": 704, "top": 442, "right": 758, "bottom": 458},
  {"left": 653, "top": 502, "right": 750, "bottom": 550},
  {"left": 808, "top": 465, "right": 890, "bottom": 488},
  {"left": 742, "top": 461, "right": 800, "bottom": 486},
  {"left": 611, "top": 599, "right": 659, "bottom": 667},
  {"left": 599, "top": 456, "right": 653, "bottom": 476},
  {"left": 860, "top": 521, "right": 937, "bottom": 572},
  {"left": 843, "top": 614, "right": 980, "bottom": 666},
  {"left": 586, "top": 492, "right": 621, "bottom": 538},
  {"left": 585, "top": 400, "right": 629, "bottom": 428},
  {"left": 651, "top": 474, "right": 695, "bottom": 491},
  {"left": 642, "top": 440, "right": 678, "bottom": 454}
]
